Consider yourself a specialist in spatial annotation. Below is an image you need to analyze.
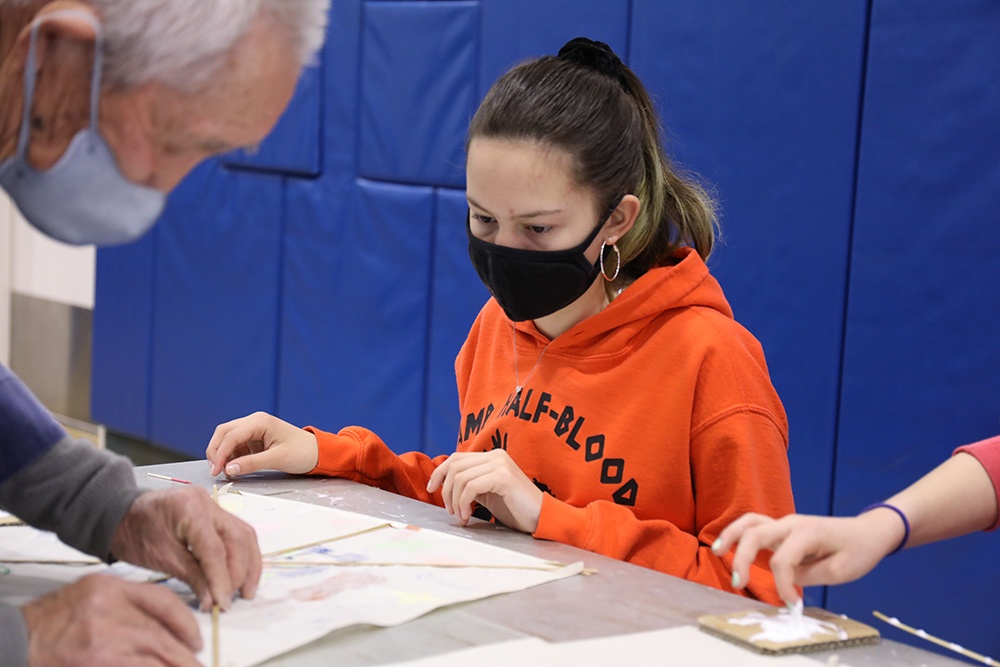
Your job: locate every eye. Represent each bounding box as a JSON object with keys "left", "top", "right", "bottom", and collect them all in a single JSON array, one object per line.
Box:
[
  {"left": 528, "top": 225, "right": 550, "bottom": 234},
  {"left": 471, "top": 213, "right": 496, "bottom": 225}
]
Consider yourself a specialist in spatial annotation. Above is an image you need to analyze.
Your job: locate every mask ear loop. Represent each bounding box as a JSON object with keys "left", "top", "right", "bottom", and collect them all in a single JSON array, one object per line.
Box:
[{"left": 14, "top": 10, "right": 105, "bottom": 159}]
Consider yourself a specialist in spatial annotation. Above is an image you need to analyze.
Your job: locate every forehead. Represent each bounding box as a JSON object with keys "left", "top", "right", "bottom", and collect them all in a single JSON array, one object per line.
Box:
[{"left": 466, "top": 138, "right": 589, "bottom": 204}]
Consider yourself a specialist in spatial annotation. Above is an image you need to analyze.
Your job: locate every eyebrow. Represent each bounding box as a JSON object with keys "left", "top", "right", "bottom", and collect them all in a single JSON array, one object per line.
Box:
[{"left": 466, "top": 196, "right": 564, "bottom": 220}]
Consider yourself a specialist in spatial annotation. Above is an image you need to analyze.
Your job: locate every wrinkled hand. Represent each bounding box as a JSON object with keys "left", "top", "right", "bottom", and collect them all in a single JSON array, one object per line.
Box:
[
  {"left": 712, "top": 511, "right": 903, "bottom": 605},
  {"left": 110, "top": 486, "right": 261, "bottom": 611},
  {"left": 22, "top": 574, "right": 201, "bottom": 667},
  {"left": 205, "top": 411, "right": 318, "bottom": 478},
  {"left": 426, "top": 449, "right": 543, "bottom": 534}
]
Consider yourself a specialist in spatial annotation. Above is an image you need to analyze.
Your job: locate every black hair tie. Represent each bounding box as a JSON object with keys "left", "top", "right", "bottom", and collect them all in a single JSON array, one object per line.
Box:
[{"left": 557, "top": 37, "right": 628, "bottom": 88}]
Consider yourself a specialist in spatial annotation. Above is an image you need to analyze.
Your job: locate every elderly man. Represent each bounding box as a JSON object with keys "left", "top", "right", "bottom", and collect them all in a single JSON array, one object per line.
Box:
[{"left": 0, "top": 0, "right": 329, "bottom": 665}]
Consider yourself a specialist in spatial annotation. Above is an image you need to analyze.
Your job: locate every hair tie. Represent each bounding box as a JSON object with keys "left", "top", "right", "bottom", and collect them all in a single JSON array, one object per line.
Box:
[
  {"left": 557, "top": 37, "right": 628, "bottom": 88},
  {"left": 861, "top": 502, "right": 910, "bottom": 555}
]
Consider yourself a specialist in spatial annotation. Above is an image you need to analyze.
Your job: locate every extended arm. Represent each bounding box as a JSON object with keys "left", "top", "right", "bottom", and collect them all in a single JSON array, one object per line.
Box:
[{"left": 716, "top": 439, "right": 999, "bottom": 605}]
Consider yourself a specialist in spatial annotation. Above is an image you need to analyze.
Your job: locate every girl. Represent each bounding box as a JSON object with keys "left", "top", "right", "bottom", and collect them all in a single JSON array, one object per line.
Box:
[{"left": 206, "top": 38, "right": 794, "bottom": 605}]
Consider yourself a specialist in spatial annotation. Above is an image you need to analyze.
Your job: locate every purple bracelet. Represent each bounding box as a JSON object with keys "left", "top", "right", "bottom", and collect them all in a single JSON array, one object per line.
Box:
[{"left": 861, "top": 502, "right": 910, "bottom": 555}]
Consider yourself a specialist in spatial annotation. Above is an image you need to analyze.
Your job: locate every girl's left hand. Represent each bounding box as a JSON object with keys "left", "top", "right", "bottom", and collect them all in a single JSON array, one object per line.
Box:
[{"left": 426, "top": 449, "right": 543, "bottom": 534}]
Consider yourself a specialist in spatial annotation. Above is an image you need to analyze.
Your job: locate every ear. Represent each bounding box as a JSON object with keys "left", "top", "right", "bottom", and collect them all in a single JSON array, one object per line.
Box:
[
  {"left": 0, "top": 2, "right": 99, "bottom": 148},
  {"left": 604, "top": 194, "right": 641, "bottom": 245},
  {"left": 16, "top": 2, "right": 101, "bottom": 70},
  {"left": 0, "top": 3, "right": 102, "bottom": 168}
]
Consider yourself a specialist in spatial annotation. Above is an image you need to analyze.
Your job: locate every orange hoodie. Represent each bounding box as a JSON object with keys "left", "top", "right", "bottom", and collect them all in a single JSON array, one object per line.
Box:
[{"left": 307, "top": 247, "right": 793, "bottom": 605}]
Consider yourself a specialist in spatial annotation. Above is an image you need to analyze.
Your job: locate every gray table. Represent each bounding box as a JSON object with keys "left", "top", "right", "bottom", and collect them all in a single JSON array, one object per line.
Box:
[{"left": 140, "top": 461, "right": 963, "bottom": 666}]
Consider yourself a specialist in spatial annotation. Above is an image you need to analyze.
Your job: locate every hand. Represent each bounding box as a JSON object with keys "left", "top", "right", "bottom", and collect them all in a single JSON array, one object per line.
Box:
[
  {"left": 712, "top": 510, "right": 904, "bottom": 605},
  {"left": 110, "top": 486, "right": 261, "bottom": 611},
  {"left": 205, "top": 411, "right": 319, "bottom": 478},
  {"left": 22, "top": 574, "right": 201, "bottom": 666},
  {"left": 426, "top": 449, "right": 543, "bottom": 533}
]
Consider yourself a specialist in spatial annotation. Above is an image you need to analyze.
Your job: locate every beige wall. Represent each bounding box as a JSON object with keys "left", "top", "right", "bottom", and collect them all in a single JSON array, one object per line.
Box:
[{"left": 1, "top": 191, "right": 96, "bottom": 364}]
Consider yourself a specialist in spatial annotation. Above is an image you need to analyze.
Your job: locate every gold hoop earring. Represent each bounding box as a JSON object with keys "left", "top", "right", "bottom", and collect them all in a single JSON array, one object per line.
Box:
[{"left": 600, "top": 241, "right": 621, "bottom": 281}]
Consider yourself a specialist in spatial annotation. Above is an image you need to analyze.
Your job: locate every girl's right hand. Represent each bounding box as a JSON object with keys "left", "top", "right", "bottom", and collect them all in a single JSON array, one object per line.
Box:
[{"left": 206, "top": 412, "right": 319, "bottom": 477}]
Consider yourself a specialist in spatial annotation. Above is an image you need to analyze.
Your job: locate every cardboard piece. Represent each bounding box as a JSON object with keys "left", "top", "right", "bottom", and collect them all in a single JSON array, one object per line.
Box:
[{"left": 698, "top": 606, "right": 879, "bottom": 655}]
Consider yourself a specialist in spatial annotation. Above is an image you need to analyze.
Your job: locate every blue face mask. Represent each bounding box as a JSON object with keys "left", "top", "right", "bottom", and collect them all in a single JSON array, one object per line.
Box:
[{"left": 0, "top": 11, "right": 165, "bottom": 246}]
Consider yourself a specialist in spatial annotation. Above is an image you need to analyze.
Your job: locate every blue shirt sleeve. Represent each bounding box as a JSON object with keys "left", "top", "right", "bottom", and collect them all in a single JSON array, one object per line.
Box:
[{"left": 0, "top": 364, "right": 66, "bottom": 483}]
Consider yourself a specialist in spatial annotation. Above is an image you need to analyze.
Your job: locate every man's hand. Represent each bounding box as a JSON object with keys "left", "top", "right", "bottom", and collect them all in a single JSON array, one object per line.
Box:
[
  {"left": 110, "top": 486, "right": 261, "bottom": 610},
  {"left": 22, "top": 574, "right": 202, "bottom": 666}
]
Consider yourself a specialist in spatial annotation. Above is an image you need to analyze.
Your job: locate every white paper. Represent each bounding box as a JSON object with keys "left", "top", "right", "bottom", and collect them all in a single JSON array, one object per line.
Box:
[
  {"left": 0, "top": 490, "right": 582, "bottom": 667},
  {"left": 0, "top": 525, "right": 101, "bottom": 564},
  {"left": 214, "top": 490, "right": 391, "bottom": 556},
  {"left": 190, "top": 515, "right": 583, "bottom": 667},
  {"left": 374, "top": 626, "right": 852, "bottom": 667}
]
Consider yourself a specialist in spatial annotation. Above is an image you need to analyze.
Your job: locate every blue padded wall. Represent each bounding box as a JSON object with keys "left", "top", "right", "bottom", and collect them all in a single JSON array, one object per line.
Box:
[
  {"left": 147, "top": 163, "right": 284, "bottom": 455},
  {"left": 829, "top": 0, "right": 1000, "bottom": 657},
  {"left": 630, "top": 1, "right": 869, "bottom": 524},
  {"left": 93, "top": 233, "right": 155, "bottom": 440},
  {"left": 359, "top": 2, "right": 478, "bottom": 188},
  {"left": 279, "top": 178, "right": 435, "bottom": 452},
  {"left": 478, "top": 0, "right": 630, "bottom": 100}
]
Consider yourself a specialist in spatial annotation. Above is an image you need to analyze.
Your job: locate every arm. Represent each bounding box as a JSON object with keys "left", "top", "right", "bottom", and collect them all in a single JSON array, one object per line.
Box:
[
  {"left": 205, "top": 412, "right": 449, "bottom": 505},
  {"left": 308, "top": 425, "right": 449, "bottom": 505},
  {"left": 886, "top": 449, "right": 997, "bottom": 547},
  {"left": 716, "top": 439, "right": 999, "bottom": 605},
  {"left": 535, "top": 410, "right": 793, "bottom": 606},
  {"left": 3, "top": 438, "right": 261, "bottom": 610},
  {"left": 1, "top": 363, "right": 141, "bottom": 557},
  {"left": 0, "top": 437, "right": 141, "bottom": 558}
]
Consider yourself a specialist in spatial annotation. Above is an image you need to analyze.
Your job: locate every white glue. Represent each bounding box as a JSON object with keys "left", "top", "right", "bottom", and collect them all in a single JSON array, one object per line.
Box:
[{"left": 728, "top": 599, "right": 849, "bottom": 644}]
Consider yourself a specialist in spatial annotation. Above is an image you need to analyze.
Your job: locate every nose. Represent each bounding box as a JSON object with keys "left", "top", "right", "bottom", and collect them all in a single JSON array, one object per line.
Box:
[{"left": 492, "top": 223, "right": 525, "bottom": 250}]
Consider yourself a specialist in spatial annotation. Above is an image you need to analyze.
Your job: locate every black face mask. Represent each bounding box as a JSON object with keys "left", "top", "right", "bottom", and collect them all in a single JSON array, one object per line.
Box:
[{"left": 466, "top": 205, "right": 613, "bottom": 322}]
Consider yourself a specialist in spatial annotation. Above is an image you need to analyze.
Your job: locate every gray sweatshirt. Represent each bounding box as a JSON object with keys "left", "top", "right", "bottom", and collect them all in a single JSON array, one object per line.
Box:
[{"left": 0, "top": 438, "right": 142, "bottom": 666}]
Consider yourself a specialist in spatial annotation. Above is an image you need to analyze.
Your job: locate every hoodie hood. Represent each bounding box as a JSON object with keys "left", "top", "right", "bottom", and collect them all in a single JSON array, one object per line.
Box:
[{"left": 507, "top": 247, "right": 733, "bottom": 353}]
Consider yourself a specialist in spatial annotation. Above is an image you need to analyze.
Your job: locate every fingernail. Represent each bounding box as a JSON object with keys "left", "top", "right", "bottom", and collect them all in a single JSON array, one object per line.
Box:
[
  {"left": 731, "top": 571, "right": 741, "bottom": 589},
  {"left": 225, "top": 463, "right": 240, "bottom": 476},
  {"left": 712, "top": 538, "right": 722, "bottom": 553}
]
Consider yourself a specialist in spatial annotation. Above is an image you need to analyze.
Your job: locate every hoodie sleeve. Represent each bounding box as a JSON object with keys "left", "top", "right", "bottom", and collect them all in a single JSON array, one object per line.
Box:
[
  {"left": 0, "top": 438, "right": 143, "bottom": 561},
  {"left": 305, "top": 425, "right": 450, "bottom": 505},
  {"left": 534, "top": 408, "right": 792, "bottom": 606}
]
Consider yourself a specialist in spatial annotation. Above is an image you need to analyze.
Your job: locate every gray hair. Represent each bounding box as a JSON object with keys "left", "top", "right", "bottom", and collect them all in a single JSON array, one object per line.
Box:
[{"left": 2, "top": 0, "right": 330, "bottom": 91}]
